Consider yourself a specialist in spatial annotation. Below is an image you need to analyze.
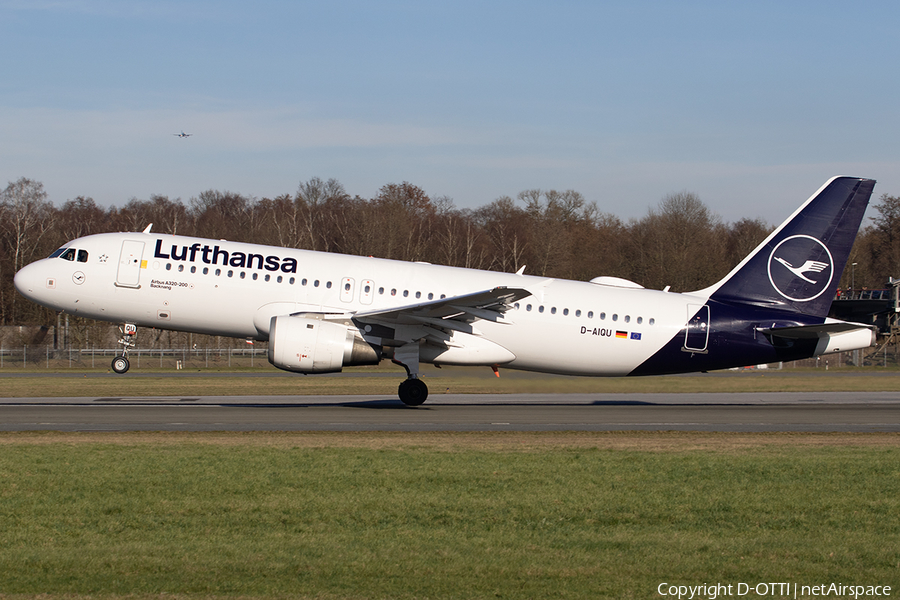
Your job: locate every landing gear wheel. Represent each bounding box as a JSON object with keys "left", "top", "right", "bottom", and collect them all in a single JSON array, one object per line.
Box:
[
  {"left": 111, "top": 356, "right": 130, "bottom": 374},
  {"left": 398, "top": 378, "right": 428, "bottom": 406}
]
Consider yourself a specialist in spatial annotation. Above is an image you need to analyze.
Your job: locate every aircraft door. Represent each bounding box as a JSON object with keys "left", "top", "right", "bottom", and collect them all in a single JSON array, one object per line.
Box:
[
  {"left": 116, "top": 240, "right": 145, "bottom": 289},
  {"left": 684, "top": 304, "right": 710, "bottom": 353}
]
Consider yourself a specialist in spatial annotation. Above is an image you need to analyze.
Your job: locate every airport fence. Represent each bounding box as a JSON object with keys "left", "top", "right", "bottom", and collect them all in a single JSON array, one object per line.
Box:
[
  {"left": 0, "top": 346, "right": 270, "bottom": 371},
  {"left": 0, "top": 344, "right": 897, "bottom": 372}
]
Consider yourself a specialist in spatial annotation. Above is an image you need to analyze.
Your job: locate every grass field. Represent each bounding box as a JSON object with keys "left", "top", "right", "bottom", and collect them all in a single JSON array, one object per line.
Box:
[
  {"left": 2, "top": 364, "right": 900, "bottom": 397},
  {"left": 0, "top": 432, "right": 898, "bottom": 600}
]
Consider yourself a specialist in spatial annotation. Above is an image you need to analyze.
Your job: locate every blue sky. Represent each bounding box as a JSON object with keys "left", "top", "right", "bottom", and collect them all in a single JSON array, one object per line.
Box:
[{"left": 1, "top": 0, "right": 898, "bottom": 223}]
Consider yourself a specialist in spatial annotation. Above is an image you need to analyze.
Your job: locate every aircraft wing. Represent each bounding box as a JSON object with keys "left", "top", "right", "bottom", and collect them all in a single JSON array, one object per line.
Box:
[
  {"left": 355, "top": 286, "right": 531, "bottom": 330},
  {"left": 350, "top": 286, "right": 532, "bottom": 362}
]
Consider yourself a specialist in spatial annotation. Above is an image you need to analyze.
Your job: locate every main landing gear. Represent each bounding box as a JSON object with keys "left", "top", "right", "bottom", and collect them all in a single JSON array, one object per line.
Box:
[
  {"left": 398, "top": 378, "right": 428, "bottom": 406},
  {"left": 112, "top": 323, "right": 137, "bottom": 374},
  {"left": 392, "top": 342, "right": 428, "bottom": 406}
]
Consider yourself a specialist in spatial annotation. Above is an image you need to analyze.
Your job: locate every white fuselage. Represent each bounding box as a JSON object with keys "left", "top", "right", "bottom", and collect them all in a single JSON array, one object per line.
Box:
[{"left": 15, "top": 232, "right": 707, "bottom": 376}]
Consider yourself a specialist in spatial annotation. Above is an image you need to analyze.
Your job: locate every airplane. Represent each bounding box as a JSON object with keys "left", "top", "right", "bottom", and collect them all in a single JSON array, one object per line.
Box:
[
  {"left": 174, "top": 131, "right": 192, "bottom": 138},
  {"left": 14, "top": 176, "right": 877, "bottom": 406}
]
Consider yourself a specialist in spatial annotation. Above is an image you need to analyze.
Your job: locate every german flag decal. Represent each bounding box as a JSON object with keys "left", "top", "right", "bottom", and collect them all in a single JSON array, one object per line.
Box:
[{"left": 616, "top": 330, "right": 627, "bottom": 339}]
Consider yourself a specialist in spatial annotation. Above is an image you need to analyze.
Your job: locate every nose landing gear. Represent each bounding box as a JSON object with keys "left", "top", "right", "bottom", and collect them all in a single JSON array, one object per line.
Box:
[
  {"left": 111, "top": 355, "right": 130, "bottom": 374},
  {"left": 112, "top": 323, "right": 137, "bottom": 374}
]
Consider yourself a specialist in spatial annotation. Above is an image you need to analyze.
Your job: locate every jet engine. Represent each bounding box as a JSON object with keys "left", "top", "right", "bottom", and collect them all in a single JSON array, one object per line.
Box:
[{"left": 267, "top": 315, "right": 381, "bottom": 373}]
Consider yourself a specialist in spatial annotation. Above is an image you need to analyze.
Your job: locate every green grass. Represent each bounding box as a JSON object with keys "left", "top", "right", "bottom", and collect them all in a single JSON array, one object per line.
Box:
[
  {"left": 0, "top": 433, "right": 898, "bottom": 599},
  {"left": 2, "top": 365, "right": 900, "bottom": 396}
]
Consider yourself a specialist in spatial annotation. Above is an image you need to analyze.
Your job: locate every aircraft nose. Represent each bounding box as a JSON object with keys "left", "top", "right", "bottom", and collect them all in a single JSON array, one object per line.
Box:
[{"left": 14, "top": 260, "right": 50, "bottom": 303}]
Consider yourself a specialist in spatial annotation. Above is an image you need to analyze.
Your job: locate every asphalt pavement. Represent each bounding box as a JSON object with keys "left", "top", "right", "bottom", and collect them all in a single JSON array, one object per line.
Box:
[{"left": 2, "top": 391, "right": 898, "bottom": 432}]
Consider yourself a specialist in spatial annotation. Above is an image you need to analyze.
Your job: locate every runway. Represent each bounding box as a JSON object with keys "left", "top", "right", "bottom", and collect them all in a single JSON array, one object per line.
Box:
[{"left": 1, "top": 392, "right": 899, "bottom": 432}]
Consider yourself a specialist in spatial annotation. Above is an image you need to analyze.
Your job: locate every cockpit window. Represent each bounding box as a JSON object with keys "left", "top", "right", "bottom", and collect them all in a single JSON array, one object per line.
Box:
[
  {"left": 77, "top": 250, "right": 88, "bottom": 263},
  {"left": 49, "top": 248, "right": 66, "bottom": 258},
  {"left": 60, "top": 249, "right": 77, "bottom": 261}
]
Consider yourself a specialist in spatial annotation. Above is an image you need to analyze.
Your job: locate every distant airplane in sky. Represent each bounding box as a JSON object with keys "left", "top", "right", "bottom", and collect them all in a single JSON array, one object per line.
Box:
[{"left": 174, "top": 131, "right": 192, "bottom": 138}]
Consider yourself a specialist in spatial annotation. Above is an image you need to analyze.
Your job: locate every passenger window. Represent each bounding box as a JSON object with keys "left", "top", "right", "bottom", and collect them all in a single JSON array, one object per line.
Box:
[
  {"left": 178, "top": 265, "right": 184, "bottom": 272},
  {"left": 588, "top": 311, "right": 594, "bottom": 318},
  {"left": 215, "top": 269, "right": 221, "bottom": 276},
  {"left": 61, "top": 249, "right": 76, "bottom": 261},
  {"left": 326, "top": 281, "right": 332, "bottom": 289},
  {"left": 277, "top": 275, "right": 283, "bottom": 283},
  {"left": 191, "top": 266, "right": 196, "bottom": 274},
  {"left": 203, "top": 267, "right": 209, "bottom": 275},
  {"left": 600, "top": 312, "right": 606, "bottom": 320},
  {"left": 240, "top": 272, "right": 246, "bottom": 279},
  {"left": 253, "top": 273, "right": 258, "bottom": 280},
  {"left": 289, "top": 277, "right": 295, "bottom": 284},
  {"left": 637, "top": 317, "right": 643, "bottom": 324},
  {"left": 166, "top": 264, "right": 172, "bottom": 271},
  {"left": 624, "top": 315, "right": 630, "bottom": 323},
  {"left": 77, "top": 250, "right": 88, "bottom": 263},
  {"left": 575, "top": 309, "right": 581, "bottom": 317},
  {"left": 550, "top": 307, "right": 557, "bottom": 314},
  {"left": 265, "top": 274, "right": 271, "bottom": 282},
  {"left": 649, "top": 318, "right": 655, "bottom": 326}
]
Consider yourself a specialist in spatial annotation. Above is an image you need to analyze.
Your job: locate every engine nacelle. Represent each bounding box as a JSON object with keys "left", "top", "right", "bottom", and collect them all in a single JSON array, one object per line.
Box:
[{"left": 267, "top": 315, "right": 381, "bottom": 373}]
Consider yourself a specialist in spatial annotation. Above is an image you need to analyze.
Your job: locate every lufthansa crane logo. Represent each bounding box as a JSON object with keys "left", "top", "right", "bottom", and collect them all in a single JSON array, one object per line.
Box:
[{"left": 767, "top": 235, "right": 834, "bottom": 302}]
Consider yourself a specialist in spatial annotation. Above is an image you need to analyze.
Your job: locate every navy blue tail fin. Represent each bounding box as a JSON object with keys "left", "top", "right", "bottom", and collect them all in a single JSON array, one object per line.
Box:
[{"left": 707, "top": 176, "right": 876, "bottom": 317}]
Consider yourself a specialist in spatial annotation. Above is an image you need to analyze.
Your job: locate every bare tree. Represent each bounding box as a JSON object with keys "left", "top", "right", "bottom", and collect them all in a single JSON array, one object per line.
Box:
[
  {"left": 58, "top": 196, "right": 110, "bottom": 240},
  {"left": 0, "top": 177, "right": 55, "bottom": 323},
  {"left": 373, "top": 182, "right": 434, "bottom": 261},
  {"left": 474, "top": 196, "right": 528, "bottom": 273},
  {"left": 863, "top": 194, "right": 900, "bottom": 287},
  {"left": 294, "top": 177, "right": 350, "bottom": 251},
  {"left": 625, "top": 191, "right": 725, "bottom": 291},
  {"left": 115, "top": 195, "right": 188, "bottom": 235},
  {"left": 190, "top": 190, "right": 256, "bottom": 241}
]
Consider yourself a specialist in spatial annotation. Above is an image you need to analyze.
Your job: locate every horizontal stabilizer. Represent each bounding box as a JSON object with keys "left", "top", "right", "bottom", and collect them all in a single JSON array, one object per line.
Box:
[
  {"left": 759, "top": 321, "right": 876, "bottom": 339},
  {"left": 760, "top": 320, "right": 876, "bottom": 356}
]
